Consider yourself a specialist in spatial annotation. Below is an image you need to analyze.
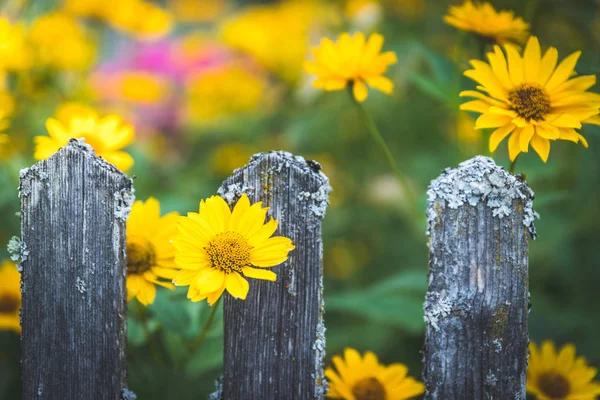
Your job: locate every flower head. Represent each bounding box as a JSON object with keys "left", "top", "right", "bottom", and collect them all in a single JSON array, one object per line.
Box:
[
  {"left": 35, "top": 110, "right": 135, "bottom": 172},
  {"left": 172, "top": 194, "right": 295, "bottom": 305},
  {"left": 0, "top": 260, "right": 21, "bottom": 333},
  {"left": 460, "top": 36, "right": 600, "bottom": 162},
  {"left": 0, "top": 17, "right": 32, "bottom": 71},
  {"left": 444, "top": 1, "right": 529, "bottom": 45},
  {"left": 304, "top": 32, "right": 397, "bottom": 102},
  {"left": 104, "top": 0, "right": 173, "bottom": 40},
  {"left": 527, "top": 341, "right": 600, "bottom": 400},
  {"left": 326, "top": 348, "right": 424, "bottom": 399},
  {"left": 126, "top": 198, "right": 179, "bottom": 305},
  {"left": 29, "top": 12, "right": 96, "bottom": 70}
]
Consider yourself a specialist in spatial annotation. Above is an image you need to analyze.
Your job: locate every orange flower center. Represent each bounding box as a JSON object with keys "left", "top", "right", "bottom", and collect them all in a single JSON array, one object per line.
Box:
[
  {"left": 537, "top": 371, "right": 570, "bottom": 399},
  {"left": 127, "top": 238, "right": 156, "bottom": 275},
  {"left": 205, "top": 232, "right": 252, "bottom": 274},
  {"left": 509, "top": 83, "right": 551, "bottom": 121},
  {"left": 0, "top": 294, "right": 19, "bottom": 314},
  {"left": 352, "top": 377, "right": 386, "bottom": 400}
]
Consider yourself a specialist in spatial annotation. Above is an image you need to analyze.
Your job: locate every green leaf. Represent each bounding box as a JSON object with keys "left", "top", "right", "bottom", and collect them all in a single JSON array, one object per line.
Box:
[
  {"left": 370, "top": 270, "right": 428, "bottom": 294},
  {"left": 184, "top": 336, "right": 224, "bottom": 376}
]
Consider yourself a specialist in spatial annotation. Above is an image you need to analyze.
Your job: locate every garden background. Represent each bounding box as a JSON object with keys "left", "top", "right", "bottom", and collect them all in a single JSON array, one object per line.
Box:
[{"left": 0, "top": 0, "right": 599, "bottom": 398}]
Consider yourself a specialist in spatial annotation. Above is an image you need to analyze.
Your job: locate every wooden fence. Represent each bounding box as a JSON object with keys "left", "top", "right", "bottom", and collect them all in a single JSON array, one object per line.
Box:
[{"left": 17, "top": 141, "right": 534, "bottom": 399}]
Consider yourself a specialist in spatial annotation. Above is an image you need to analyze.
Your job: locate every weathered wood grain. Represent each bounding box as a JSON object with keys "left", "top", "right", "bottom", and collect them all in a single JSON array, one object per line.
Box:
[
  {"left": 423, "top": 156, "right": 536, "bottom": 400},
  {"left": 19, "top": 140, "right": 134, "bottom": 399},
  {"left": 216, "top": 151, "right": 331, "bottom": 400}
]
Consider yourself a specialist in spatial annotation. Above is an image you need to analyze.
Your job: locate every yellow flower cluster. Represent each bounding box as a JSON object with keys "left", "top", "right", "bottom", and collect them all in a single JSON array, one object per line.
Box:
[
  {"left": 221, "top": 0, "right": 337, "bottom": 83},
  {"left": 64, "top": 0, "right": 173, "bottom": 40},
  {"left": 185, "top": 65, "right": 267, "bottom": 122},
  {"left": 0, "top": 13, "right": 94, "bottom": 72}
]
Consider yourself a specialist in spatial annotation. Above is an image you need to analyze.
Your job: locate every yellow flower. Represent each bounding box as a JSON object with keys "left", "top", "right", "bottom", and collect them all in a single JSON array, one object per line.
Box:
[
  {"left": 0, "top": 260, "right": 21, "bottom": 334},
  {"left": 167, "top": 0, "right": 229, "bottom": 23},
  {"left": 326, "top": 348, "right": 424, "bottom": 399},
  {"left": 460, "top": 36, "right": 600, "bottom": 162},
  {"left": 0, "top": 17, "right": 32, "bottom": 71},
  {"left": 126, "top": 198, "right": 179, "bottom": 306},
  {"left": 63, "top": 0, "right": 105, "bottom": 18},
  {"left": 185, "top": 65, "right": 267, "bottom": 122},
  {"left": 29, "top": 12, "right": 96, "bottom": 70},
  {"left": 221, "top": 1, "right": 336, "bottom": 83},
  {"left": 304, "top": 32, "right": 397, "bottom": 103},
  {"left": 444, "top": 1, "right": 529, "bottom": 45},
  {"left": 527, "top": 341, "right": 600, "bottom": 400},
  {"left": 104, "top": 0, "right": 173, "bottom": 40},
  {"left": 172, "top": 194, "right": 295, "bottom": 305},
  {"left": 119, "top": 72, "right": 169, "bottom": 104},
  {"left": 54, "top": 102, "right": 99, "bottom": 123},
  {"left": 34, "top": 110, "right": 135, "bottom": 172}
]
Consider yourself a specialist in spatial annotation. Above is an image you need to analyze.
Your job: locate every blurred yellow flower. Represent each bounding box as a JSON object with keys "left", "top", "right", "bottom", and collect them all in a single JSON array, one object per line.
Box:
[
  {"left": 29, "top": 12, "right": 96, "bottom": 70},
  {"left": 221, "top": 1, "right": 336, "bottom": 83},
  {"left": 527, "top": 340, "right": 600, "bottom": 400},
  {"left": 210, "top": 143, "right": 254, "bottom": 175},
  {"left": 344, "top": 0, "right": 382, "bottom": 30},
  {"left": 172, "top": 194, "right": 295, "bottom": 305},
  {"left": 0, "top": 91, "right": 15, "bottom": 130},
  {"left": 326, "top": 348, "right": 424, "bottom": 399},
  {"left": 185, "top": 65, "right": 267, "bottom": 122},
  {"left": 126, "top": 198, "right": 179, "bottom": 306},
  {"left": 0, "top": 17, "right": 32, "bottom": 71},
  {"left": 167, "top": 0, "right": 228, "bottom": 23},
  {"left": 325, "top": 239, "right": 369, "bottom": 280},
  {"left": 119, "top": 72, "right": 169, "bottom": 104},
  {"left": 444, "top": 1, "right": 529, "bottom": 45},
  {"left": 104, "top": 0, "right": 173, "bottom": 40},
  {"left": 460, "top": 36, "right": 599, "bottom": 162},
  {"left": 304, "top": 32, "right": 397, "bottom": 102},
  {"left": 0, "top": 260, "right": 21, "bottom": 334},
  {"left": 35, "top": 110, "right": 135, "bottom": 172},
  {"left": 55, "top": 101, "right": 98, "bottom": 123}
]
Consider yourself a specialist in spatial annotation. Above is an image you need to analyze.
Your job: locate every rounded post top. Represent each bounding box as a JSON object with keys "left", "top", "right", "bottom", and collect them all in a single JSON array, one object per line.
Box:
[{"left": 427, "top": 156, "right": 537, "bottom": 238}]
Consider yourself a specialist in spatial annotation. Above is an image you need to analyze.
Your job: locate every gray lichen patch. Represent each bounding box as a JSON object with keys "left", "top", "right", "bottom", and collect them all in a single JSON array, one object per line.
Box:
[
  {"left": 114, "top": 188, "right": 135, "bottom": 222},
  {"left": 426, "top": 156, "right": 538, "bottom": 238},
  {"left": 217, "top": 183, "right": 254, "bottom": 205},
  {"left": 7, "top": 236, "right": 28, "bottom": 272}
]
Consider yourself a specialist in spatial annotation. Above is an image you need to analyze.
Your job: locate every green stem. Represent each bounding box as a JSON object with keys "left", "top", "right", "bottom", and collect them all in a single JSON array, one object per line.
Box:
[
  {"left": 136, "top": 301, "right": 164, "bottom": 365},
  {"left": 348, "top": 89, "right": 419, "bottom": 214},
  {"left": 188, "top": 297, "right": 222, "bottom": 352}
]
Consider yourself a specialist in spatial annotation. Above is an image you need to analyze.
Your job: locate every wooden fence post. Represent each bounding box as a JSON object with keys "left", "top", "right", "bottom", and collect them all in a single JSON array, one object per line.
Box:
[
  {"left": 19, "top": 140, "right": 134, "bottom": 399},
  {"left": 216, "top": 151, "right": 331, "bottom": 399},
  {"left": 423, "top": 156, "right": 536, "bottom": 399}
]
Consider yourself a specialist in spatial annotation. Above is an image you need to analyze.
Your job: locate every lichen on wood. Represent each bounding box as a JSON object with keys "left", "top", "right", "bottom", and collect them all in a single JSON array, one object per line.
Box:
[
  {"left": 423, "top": 156, "right": 534, "bottom": 399},
  {"left": 217, "top": 151, "right": 331, "bottom": 400},
  {"left": 19, "top": 140, "right": 133, "bottom": 399}
]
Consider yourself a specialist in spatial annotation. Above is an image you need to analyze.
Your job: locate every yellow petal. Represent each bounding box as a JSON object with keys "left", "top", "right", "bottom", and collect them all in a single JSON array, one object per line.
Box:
[
  {"left": 250, "top": 236, "right": 295, "bottom": 267},
  {"left": 523, "top": 36, "right": 541, "bottom": 83},
  {"left": 545, "top": 51, "right": 581, "bottom": 92},
  {"left": 460, "top": 100, "right": 490, "bottom": 114},
  {"left": 487, "top": 46, "right": 512, "bottom": 89},
  {"left": 102, "top": 151, "right": 134, "bottom": 172},
  {"left": 225, "top": 272, "right": 249, "bottom": 300},
  {"left": 538, "top": 46, "right": 558, "bottom": 85},
  {"left": 353, "top": 80, "right": 368, "bottom": 102},
  {"left": 242, "top": 266, "right": 276, "bottom": 282},
  {"left": 504, "top": 44, "right": 524, "bottom": 86},
  {"left": 247, "top": 217, "right": 278, "bottom": 248},
  {"left": 229, "top": 193, "right": 250, "bottom": 232},
  {"left": 530, "top": 133, "right": 551, "bottom": 162},
  {"left": 173, "top": 269, "right": 201, "bottom": 286},
  {"left": 45, "top": 118, "right": 71, "bottom": 143},
  {"left": 489, "top": 123, "right": 516, "bottom": 152},
  {"left": 193, "top": 268, "right": 226, "bottom": 294},
  {"left": 475, "top": 113, "right": 512, "bottom": 129},
  {"left": 508, "top": 130, "right": 522, "bottom": 161},
  {"left": 365, "top": 76, "right": 394, "bottom": 94},
  {"left": 519, "top": 125, "right": 535, "bottom": 152}
]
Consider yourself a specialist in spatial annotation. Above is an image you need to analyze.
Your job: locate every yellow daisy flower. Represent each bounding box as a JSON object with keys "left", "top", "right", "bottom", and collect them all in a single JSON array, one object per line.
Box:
[
  {"left": 444, "top": 1, "right": 529, "bottom": 45},
  {"left": 325, "top": 348, "right": 424, "bottom": 400},
  {"left": 0, "top": 260, "right": 21, "bottom": 334},
  {"left": 460, "top": 36, "right": 600, "bottom": 162},
  {"left": 34, "top": 111, "right": 135, "bottom": 172},
  {"left": 304, "top": 32, "right": 397, "bottom": 103},
  {"left": 172, "top": 194, "right": 295, "bottom": 305},
  {"left": 527, "top": 341, "right": 600, "bottom": 400},
  {"left": 126, "top": 198, "right": 179, "bottom": 306},
  {"left": 0, "top": 17, "right": 33, "bottom": 71}
]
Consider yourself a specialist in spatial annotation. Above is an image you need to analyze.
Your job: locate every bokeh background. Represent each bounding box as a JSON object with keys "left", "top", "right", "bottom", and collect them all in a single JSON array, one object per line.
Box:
[{"left": 1, "top": 0, "right": 599, "bottom": 398}]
